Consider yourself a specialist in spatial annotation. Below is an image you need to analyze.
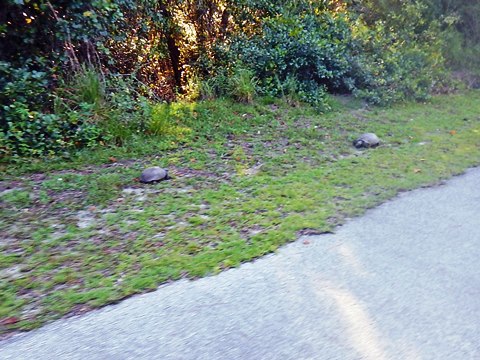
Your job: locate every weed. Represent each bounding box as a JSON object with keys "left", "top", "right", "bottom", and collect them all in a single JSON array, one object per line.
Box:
[
  {"left": 1, "top": 190, "right": 32, "bottom": 208},
  {"left": 73, "top": 66, "right": 105, "bottom": 110},
  {"left": 199, "top": 78, "right": 217, "bottom": 100},
  {"left": 148, "top": 103, "right": 192, "bottom": 137},
  {"left": 229, "top": 67, "right": 258, "bottom": 103}
]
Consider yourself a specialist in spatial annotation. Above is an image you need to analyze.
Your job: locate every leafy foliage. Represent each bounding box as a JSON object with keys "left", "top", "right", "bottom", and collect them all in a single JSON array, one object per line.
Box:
[
  {"left": 223, "top": 12, "right": 352, "bottom": 109},
  {"left": 0, "top": 62, "right": 103, "bottom": 158},
  {"left": 1, "top": 0, "right": 477, "bottom": 158}
]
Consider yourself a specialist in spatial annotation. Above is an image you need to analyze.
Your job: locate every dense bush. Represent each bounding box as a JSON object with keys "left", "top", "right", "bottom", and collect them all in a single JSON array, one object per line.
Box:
[
  {"left": 225, "top": 12, "right": 352, "bottom": 109},
  {"left": 348, "top": 1, "right": 445, "bottom": 104},
  {"left": 358, "top": 0, "right": 480, "bottom": 75},
  {"left": 0, "top": 62, "right": 104, "bottom": 157},
  {"left": 1, "top": 0, "right": 476, "bottom": 158},
  {"left": 204, "top": 2, "right": 445, "bottom": 107},
  {"left": 233, "top": 13, "right": 351, "bottom": 89}
]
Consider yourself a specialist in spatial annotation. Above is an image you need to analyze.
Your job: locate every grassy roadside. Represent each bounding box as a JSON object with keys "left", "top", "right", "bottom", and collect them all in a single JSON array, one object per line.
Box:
[{"left": 1, "top": 91, "right": 480, "bottom": 336}]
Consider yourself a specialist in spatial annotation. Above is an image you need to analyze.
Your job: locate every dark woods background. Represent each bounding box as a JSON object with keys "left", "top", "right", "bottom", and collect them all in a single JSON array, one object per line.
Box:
[{"left": 1, "top": 0, "right": 479, "bottom": 157}]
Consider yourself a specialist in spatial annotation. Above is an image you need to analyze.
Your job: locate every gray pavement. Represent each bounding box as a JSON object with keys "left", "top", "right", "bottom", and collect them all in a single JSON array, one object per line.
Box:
[{"left": 1, "top": 168, "right": 480, "bottom": 360}]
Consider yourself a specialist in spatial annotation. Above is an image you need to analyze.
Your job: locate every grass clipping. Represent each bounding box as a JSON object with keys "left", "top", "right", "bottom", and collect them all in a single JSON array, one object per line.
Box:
[{"left": 1, "top": 91, "right": 480, "bottom": 335}]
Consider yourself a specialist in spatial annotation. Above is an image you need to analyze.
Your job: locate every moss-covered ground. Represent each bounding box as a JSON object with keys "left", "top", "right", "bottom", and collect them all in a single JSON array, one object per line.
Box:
[{"left": 1, "top": 91, "right": 480, "bottom": 336}]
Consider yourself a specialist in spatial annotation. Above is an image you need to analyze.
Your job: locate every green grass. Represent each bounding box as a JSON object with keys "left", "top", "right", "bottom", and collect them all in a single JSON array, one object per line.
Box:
[{"left": 1, "top": 91, "right": 480, "bottom": 335}]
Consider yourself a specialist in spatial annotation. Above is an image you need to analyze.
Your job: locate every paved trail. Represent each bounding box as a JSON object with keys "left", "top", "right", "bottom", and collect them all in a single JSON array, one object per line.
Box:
[{"left": 2, "top": 168, "right": 480, "bottom": 360}]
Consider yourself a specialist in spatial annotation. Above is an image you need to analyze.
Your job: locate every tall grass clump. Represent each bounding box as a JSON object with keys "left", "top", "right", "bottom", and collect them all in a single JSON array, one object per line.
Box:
[
  {"left": 148, "top": 103, "right": 192, "bottom": 138},
  {"left": 229, "top": 67, "right": 258, "bottom": 104}
]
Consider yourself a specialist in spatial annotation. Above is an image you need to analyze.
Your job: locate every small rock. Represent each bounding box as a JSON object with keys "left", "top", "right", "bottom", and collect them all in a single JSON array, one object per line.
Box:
[
  {"left": 77, "top": 210, "right": 96, "bottom": 229},
  {"left": 0, "top": 265, "right": 24, "bottom": 280},
  {"left": 122, "top": 188, "right": 145, "bottom": 196}
]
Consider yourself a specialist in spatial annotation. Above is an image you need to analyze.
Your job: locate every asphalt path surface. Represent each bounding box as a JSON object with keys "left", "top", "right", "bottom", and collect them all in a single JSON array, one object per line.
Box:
[{"left": 1, "top": 168, "right": 480, "bottom": 360}]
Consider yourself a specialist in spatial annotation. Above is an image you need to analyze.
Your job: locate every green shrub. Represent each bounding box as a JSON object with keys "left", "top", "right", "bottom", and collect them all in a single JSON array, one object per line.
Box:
[
  {"left": 235, "top": 13, "right": 351, "bottom": 90},
  {"left": 93, "top": 74, "right": 151, "bottom": 145},
  {"left": 228, "top": 12, "right": 352, "bottom": 107},
  {"left": 198, "top": 78, "right": 217, "bottom": 100},
  {"left": 54, "top": 66, "right": 107, "bottom": 121},
  {"left": 55, "top": 69, "right": 154, "bottom": 147},
  {"left": 0, "top": 60, "right": 50, "bottom": 122},
  {"left": 0, "top": 62, "right": 104, "bottom": 158},
  {"left": 0, "top": 103, "right": 102, "bottom": 158},
  {"left": 347, "top": 2, "right": 446, "bottom": 105},
  {"left": 442, "top": 30, "right": 480, "bottom": 74},
  {"left": 0, "top": 0, "right": 458, "bottom": 159}
]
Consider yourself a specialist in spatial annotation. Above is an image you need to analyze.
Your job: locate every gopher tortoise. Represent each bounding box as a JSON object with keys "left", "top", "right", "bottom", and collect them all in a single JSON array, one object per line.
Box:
[
  {"left": 353, "top": 133, "right": 380, "bottom": 149},
  {"left": 139, "top": 167, "right": 169, "bottom": 183}
]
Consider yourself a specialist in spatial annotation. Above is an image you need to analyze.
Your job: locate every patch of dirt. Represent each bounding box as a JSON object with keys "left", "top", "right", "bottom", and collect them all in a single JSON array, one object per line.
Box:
[
  {"left": 292, "top": 116, "right": 314, "bottom": 129},
  {"left": 50, "top": 190, "right": 85, "bottom": 203},
  {"left": 76, "top": 210, "right": 97, "bottom": 229},
  {"left": 170, "top": 166, "right": 231, "bottom": 181},
  {"left": 0, "top": 181, "right": 24, "bottom": 193},
  {"left": 350, "top": 109, "right": 371, "bottom": 122}
]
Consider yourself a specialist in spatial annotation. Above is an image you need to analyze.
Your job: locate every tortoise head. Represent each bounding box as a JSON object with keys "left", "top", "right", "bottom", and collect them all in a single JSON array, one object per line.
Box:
[{"left": 353, "top": 139, "right": 365, "bottom": 148}]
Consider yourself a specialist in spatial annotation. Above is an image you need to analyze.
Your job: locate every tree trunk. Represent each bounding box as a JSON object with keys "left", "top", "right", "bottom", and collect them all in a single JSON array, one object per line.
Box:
[
  {"left": 220, "top": 9, "right": 230, "bottom": 38},
  {"left": 160, "top": 3, "right": 182, "bottom": 91}
]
